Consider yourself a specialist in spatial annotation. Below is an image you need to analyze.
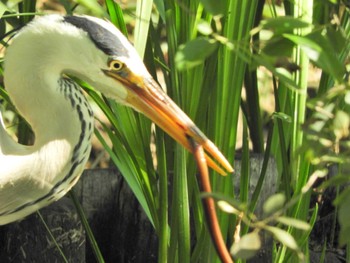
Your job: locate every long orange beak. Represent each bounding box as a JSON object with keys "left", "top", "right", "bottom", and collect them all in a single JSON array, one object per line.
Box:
[{"left": 105, "top": 69, "right": 233, "bottom": 175}]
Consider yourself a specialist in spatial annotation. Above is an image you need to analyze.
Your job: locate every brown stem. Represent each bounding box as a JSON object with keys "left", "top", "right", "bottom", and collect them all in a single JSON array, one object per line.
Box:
[{"left": 189, "top": 138, "right": 233, "bottom": 263}]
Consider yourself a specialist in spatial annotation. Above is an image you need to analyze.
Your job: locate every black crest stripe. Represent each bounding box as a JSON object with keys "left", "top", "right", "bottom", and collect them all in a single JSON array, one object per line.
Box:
[{"left": 63, "top": 16, "right": 128, "bottom": 56}]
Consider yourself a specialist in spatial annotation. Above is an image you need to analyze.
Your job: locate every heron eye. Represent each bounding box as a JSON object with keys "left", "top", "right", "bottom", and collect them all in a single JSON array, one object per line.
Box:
[{"left": 109, "top": 60, "right": 123, "bottom": 71}]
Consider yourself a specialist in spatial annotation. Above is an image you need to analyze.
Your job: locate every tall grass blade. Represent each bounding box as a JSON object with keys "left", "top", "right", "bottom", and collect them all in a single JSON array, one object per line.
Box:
[
  {"left": 155, "top": 129, "right": 169, "bottom": 263},
  {"left": 70, "top": 191, "right": 105, "bottom": 263},
  {"left": 134, "top": 0, "right": 153, "bottom": 58},
  {"left": 37, "top": 211, "right": 69, "bottom": 263}
]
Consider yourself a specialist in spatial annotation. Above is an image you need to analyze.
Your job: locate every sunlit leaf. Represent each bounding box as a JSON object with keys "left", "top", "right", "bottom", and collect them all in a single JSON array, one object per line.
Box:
[
  {"left": 218, "top": 200, "right": 240, "bottom": 215},
  {"left": 199, "top": 0, "right": 226, "bottom": 16},
  {"left": 333, "top": 110, "right": 350, "bottom": 139},
  {"left": 263, "top": 36, "right": 295, "bottom": 57},
  {"left": 230, "top": 232, "right": 261, "bottom": 259},
  {"left": 283, "top": 31, "right": 345, "bottom": 81},
  {"left": 201, "top": 192, "right": 246, "bottom": 212},
  {"left": 197, "top": 20, "right": 213, "bottom": 35},
  {"left": 276, "top": 216, "right": 310, "bottom": 231},
  {"left": 175, "top": 37, "right": 218, "bottom": 70},
  {"left": 265, "top": 226, "right": 299, "bottom": 250},
  {"left": 260, "top": 17, "right": 311, "bottom": 34},
  {"left": 345, "top": 91, "right": 350, "bottom": 105},
  {"left": 263, "top": 193, "right": 286, "bottom": 215}
]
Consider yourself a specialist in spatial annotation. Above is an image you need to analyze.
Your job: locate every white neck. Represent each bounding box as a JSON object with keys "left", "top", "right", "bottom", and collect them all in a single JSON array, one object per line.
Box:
[{"left": 0, "top": 18, "right": 95, "bottom": 224}]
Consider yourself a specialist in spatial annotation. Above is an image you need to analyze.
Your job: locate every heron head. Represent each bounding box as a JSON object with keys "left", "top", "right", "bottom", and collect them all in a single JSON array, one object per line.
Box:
[{"left": 62, "top": 15, "right": 233, "bottom": 174}]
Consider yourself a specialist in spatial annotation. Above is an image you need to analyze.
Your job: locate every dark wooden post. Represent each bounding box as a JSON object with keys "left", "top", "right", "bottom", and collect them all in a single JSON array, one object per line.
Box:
[{"left": 0, "top": 169, "right": 157, "bottom": 263}]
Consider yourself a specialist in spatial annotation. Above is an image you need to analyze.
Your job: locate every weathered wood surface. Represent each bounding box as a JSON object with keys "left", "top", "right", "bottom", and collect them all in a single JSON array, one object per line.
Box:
[
  {"left": 0, "top": 198, "right": 85, "bottom": 263},
  {"left": 0, "top": 156, "right": 278, "bottom": 263},
  {"left": 74, "top": 169, "right": 158, "bottom": 263},
  {"left": 234, "top": 155, "right": 277, "bottom": 263}
]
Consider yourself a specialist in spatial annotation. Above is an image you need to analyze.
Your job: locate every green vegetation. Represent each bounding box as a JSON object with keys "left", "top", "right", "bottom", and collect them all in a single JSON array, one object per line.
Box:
[{"left": 1, "top": 0, "right": 350, "bottom": 262}]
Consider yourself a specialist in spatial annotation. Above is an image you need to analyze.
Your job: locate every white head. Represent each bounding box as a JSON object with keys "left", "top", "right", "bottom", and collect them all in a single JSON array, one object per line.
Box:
[
  {"left": 4, "top": 14, "right": 233, "bottom": 174},
  {"left": 5, "top": 15, "right": 151, "bottom": 106}
]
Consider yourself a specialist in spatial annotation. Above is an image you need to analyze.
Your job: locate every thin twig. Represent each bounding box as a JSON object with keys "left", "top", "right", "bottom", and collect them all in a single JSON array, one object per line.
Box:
[{"left": 188, "top": 137, "right": 233, "bottom": 263}]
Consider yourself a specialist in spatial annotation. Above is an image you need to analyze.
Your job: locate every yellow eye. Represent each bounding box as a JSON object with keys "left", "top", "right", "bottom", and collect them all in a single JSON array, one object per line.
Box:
[{"left": 109, "top": 60, "right": 123, "bottom": 71}]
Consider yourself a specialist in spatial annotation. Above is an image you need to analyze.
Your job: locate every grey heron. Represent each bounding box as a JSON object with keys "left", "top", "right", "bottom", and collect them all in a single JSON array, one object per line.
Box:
[{"left": 0, "top": 14, "right": 233, "bottom": 261}]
